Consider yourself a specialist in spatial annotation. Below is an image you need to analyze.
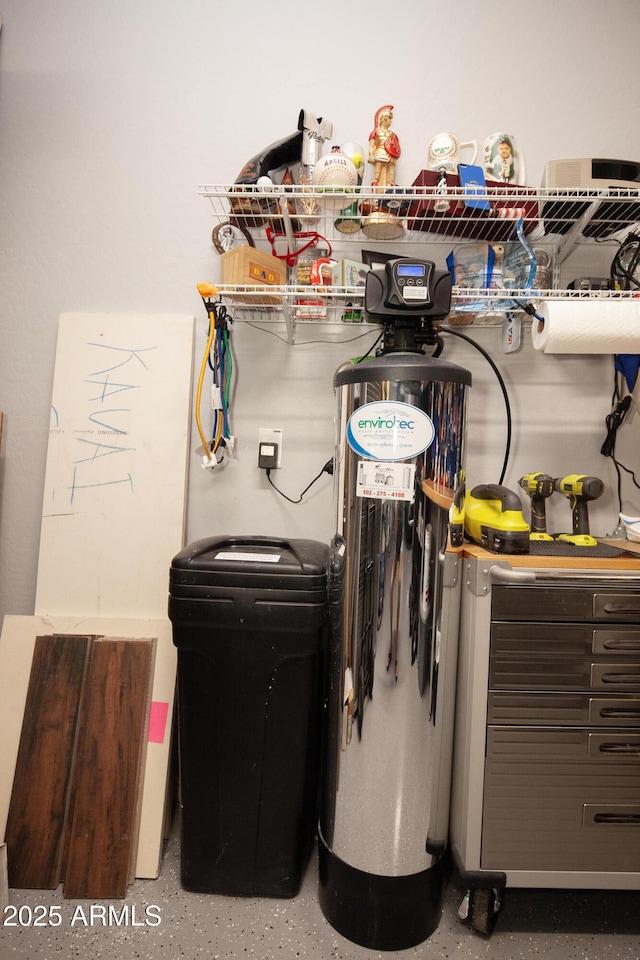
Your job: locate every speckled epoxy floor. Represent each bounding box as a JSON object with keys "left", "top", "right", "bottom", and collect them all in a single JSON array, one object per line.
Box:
[{"left": 2, "top": 818, "right": 639, "bottom": 960}]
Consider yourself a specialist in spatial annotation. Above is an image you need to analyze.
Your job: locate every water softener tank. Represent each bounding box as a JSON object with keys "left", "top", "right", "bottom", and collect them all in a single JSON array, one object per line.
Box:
[{"left": 318, "top": 351, "right": 471, "bottom": 950}]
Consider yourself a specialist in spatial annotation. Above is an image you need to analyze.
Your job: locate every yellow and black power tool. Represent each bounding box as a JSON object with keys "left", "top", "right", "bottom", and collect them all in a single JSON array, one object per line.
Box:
[
  {"left": 463, "top": 483, "right": 530, "bottom": 554},
  {"left": 519, "top": 472, "right": 554, "bottom": 541},
  {"left": 554, "top": 474, "right": 604, "bottom": 547}
]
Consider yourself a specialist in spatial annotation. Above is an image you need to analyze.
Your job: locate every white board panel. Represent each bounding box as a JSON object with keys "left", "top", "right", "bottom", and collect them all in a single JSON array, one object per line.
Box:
[
  {"left": 0, "top": 614, "right": 177, "bottom": 880},
  {"left": 35, "top": 313, "right": 194, "bottom": 619}
]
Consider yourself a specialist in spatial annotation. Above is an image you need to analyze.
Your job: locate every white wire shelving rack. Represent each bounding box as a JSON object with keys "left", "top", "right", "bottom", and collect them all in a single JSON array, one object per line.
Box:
[{"left": 198, "top": 183, "right": 640, "bottom": 343}]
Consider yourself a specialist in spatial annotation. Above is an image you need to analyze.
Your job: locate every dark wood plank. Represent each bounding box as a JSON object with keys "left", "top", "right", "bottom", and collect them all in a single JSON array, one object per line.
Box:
[
  {"left": 1, "top": 843, "right": 9, "bottom": 910},
  {"left": 62, "top": 638, "right": 154, "bottom": 899},
  {"left": 128, "top": 639, "right": 156, "bottom": 885},
  {"left": 5, "top": 634, "right": 92, "bottom": 889}
]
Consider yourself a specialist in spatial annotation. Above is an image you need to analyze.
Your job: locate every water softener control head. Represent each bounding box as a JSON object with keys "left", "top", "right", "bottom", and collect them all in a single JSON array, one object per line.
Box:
[{"left": 364, "top": 258, "right": 452, "bottom": 321}]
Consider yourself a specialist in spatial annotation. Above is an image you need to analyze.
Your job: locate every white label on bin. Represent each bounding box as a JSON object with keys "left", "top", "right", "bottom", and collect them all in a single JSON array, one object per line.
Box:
[{"left": 214, "top": 551, "right": 281, "bottom": 563}]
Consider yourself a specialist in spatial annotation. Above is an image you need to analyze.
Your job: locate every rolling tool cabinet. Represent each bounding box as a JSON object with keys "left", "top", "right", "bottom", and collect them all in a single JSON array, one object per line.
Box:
[{"left": 449, "top": 545, "right": 640, "bottom": 935}]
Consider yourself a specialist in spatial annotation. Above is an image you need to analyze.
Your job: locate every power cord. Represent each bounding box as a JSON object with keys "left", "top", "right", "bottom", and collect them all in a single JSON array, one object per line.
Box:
[
  {"left": 601, "top": 394, "right": 631, "bottom": 459},
  {"left": 266, "top": 459, "right": 334, "bottom": 504},
  {"left": 611, "top": 233, "right": 640, "bottom": 290},
  {"left": 601, "top": 376, "right": 640, "bottom": 509},
  {"left": 195, "top": 287, "right": 235, "bottom": 469}
]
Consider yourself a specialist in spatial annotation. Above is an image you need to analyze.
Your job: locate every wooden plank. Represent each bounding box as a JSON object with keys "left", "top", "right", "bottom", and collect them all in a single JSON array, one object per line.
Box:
[
  {"left": 0, "top": 844, "right": 8, "bottom": 912},
  {"left": 128, "top": 638, "right": 156, "bottom": 885},
  {"left": 0, "top": 615, "right": 176, "bottom": 880},
  {"left": 63, "top": 638, "right": 155, "bottom": 900},
  {"left": 4, "top": 635, "right": 91, "bottom": 889},
  {"left": 35, "top": 312, "right": 194, "bottom": 620}
]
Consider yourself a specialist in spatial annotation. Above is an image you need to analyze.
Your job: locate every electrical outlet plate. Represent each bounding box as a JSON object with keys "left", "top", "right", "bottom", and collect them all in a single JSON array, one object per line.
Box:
[{"left": 258, "top": 427, "right": 283, "bottom": 468}]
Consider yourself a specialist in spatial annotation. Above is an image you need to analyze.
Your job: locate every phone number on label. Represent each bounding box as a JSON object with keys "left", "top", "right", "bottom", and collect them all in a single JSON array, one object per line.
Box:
[{"left": 361, "top": 489, "right": 407, "bottom": 499}]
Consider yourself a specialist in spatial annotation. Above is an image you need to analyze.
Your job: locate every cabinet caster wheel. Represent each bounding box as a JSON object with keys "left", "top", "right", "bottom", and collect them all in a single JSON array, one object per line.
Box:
[{"left": 459, "top": 887, "right": 502, "bottom": 936}]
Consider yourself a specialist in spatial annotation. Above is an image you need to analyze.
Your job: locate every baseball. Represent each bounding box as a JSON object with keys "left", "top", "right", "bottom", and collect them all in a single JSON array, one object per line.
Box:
[{"left": 312, "top": 152, "right": 359, "bottom": 209}]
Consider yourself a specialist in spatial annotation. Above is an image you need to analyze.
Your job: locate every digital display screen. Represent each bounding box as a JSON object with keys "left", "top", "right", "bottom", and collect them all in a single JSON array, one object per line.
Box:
[{"left": 397, "top": 263, "right": 425, "bottom": 277}]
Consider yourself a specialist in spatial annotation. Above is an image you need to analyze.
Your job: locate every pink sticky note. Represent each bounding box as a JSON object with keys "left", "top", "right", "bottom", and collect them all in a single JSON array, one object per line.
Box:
[{"left": 148, "top": 701, "right": 169, "bottom": 744}]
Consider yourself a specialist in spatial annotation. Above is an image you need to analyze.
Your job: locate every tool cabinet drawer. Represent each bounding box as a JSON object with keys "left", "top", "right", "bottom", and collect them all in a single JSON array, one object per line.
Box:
[
  {"left": 489, "top": 622, "right": 640, "bottom": 691},
  {"left": 481, "top": 725, "right": 640, "bottom": 872},
  {"left": 489, "top": 658, "right": 640, "bottom": 690},
  {"left": 486, "top": 725, "right": 640, "bottom": 761},
  {"left": 491, "top": 584, "right": 640, "bottom": 623},
  {"left": 490, "top": 622, "right": 640, "bottom": 657},
  {"left": 487, "top": 692, "right": 640, "bottom": 726}
]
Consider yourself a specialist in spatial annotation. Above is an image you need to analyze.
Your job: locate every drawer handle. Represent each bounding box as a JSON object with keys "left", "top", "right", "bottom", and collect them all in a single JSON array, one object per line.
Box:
[
  {"left": 602, "top": 638, "right": 640, "bottom": 651},
  {"left": 603, "top": 602, "right": 640, "bottom": 615},
  {"left": 600, "top": 671, "right": 640, "bottom": 684},
  {"left": 599, "top": 707, "right": 640, "bottom": 719},
  {"left": 599, "top": 742, "right": 640, "bottom": 755},
  {"left": 594, "top": 813, "right": 640, "bottom": 825}
]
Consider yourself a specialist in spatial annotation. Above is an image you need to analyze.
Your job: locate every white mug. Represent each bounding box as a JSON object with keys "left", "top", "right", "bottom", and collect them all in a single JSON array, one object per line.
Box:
[
  {"left": 483, "top": 132, "right": 526, "bottom": 184},
  {"left": 427, "top": 132, "right": 478, "bottom": 172}
]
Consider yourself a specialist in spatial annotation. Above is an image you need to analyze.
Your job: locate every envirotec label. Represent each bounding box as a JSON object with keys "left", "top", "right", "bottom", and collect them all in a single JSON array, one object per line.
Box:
[{"left": 346, "top": 400, "right": 435, "bottom": 462}]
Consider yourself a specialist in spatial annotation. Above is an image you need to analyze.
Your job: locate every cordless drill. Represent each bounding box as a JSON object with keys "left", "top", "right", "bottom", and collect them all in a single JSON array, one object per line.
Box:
[
  {"left": 519, "top": 473, "right": 554, "bottom": 541},
  {"left": 554, "top": 474, "right": 604, "bottom": 547}
]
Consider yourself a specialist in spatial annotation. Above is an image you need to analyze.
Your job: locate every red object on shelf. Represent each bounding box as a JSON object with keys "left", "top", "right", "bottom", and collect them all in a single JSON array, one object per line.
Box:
[{"left": 406, "top": 169, "right": 539, "bottom": 242}]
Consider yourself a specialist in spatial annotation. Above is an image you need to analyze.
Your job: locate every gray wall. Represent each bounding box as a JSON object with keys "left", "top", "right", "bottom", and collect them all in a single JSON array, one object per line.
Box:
[{"left": 1, "top": 0, "right": 640, "bottom": 621}]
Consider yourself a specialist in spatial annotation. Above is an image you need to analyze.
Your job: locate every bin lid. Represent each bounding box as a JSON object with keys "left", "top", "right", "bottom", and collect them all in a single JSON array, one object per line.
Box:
[{"left": 170, "top": 536, "right": 329, "bottom": 592}]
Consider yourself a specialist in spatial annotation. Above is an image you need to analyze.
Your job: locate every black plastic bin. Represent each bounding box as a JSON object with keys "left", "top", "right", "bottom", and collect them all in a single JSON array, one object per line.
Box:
[{"left": 169, "top": 535, "right": 329, "bottom": 898}]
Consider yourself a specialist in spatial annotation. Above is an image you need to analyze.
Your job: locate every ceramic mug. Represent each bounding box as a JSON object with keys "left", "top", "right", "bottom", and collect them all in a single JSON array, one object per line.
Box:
[
  {"left": 427, "top": 132, "right": 478, "bottom": 172},
  {"left": 483, "top": 132, "right": 526, "bottom": 184}
]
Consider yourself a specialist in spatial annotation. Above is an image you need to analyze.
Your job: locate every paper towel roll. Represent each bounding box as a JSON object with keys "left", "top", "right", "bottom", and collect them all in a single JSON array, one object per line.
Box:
[{"left": 532, "top": 299, "right": 640, "bottom": 354}]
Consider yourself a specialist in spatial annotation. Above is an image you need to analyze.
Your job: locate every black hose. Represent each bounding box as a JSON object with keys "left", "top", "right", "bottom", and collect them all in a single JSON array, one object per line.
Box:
[{"left": 442, "top": 328, "right": 512, "bottom": 485}]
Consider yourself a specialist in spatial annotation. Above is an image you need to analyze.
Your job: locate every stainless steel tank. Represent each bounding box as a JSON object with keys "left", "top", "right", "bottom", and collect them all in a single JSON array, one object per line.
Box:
[{"left": 318, "top": 351, "right": 471, "bottom": 950}]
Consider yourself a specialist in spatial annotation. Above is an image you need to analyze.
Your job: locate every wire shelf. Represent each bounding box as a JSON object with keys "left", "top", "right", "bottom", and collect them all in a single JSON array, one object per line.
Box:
[
  {"left": 213, "top": 284, "right": 640, "bottom": 302},
  {"left": 210, "top": 284, "right": 640, "bottom": 340},
  {"left": 199, "top": 183, "right": 640, "bottom": 249},
  {"left": 200, "top": 184, "right": 640, "bottom": 338}
]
